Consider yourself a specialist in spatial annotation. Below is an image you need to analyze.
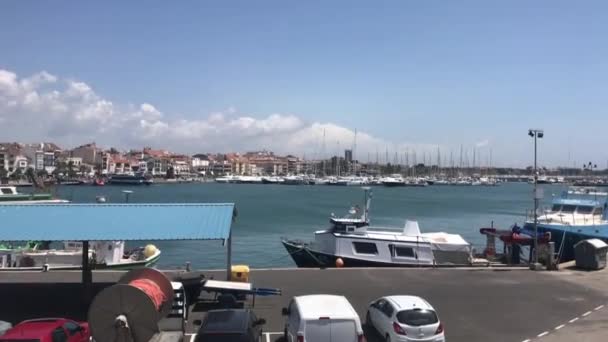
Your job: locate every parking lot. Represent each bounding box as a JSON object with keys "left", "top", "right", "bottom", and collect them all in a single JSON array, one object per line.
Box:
[{"left": 1, "top": 267, "right": 606, "bottom": 342}]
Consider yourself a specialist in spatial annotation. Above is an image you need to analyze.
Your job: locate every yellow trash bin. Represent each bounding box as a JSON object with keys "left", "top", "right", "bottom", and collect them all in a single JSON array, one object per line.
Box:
[{"left": 231, "top": 265, "right": 250, "bottom": 282}]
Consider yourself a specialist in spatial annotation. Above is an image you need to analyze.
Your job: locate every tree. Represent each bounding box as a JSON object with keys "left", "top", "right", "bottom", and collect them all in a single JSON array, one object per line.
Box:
[
  {"left": 36, "top": 169, "right": 48, "bottom": 178},
  {"left": 166, "top": 166, "right": 175, "bottom": 179},
  {"left": 10, "top": 168, "right": 23, "bottom": 180},
  {"left": 67, "top": 161, "right": 77, "bottom": 178}
]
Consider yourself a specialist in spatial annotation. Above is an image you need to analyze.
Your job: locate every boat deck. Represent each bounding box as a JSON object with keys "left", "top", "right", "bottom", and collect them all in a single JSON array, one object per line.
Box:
[{"left": 0, "top": 267, "right": 606, "bottom": 342}]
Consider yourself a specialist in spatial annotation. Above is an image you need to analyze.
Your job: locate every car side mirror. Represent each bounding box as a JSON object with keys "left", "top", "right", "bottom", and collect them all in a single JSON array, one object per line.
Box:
[
  {"left": 255, "top": 318, "right": 266, "bottom": 326},
  {"left": 281, "top": 307, "right": 289, "bottom": 316},
  {"left": 193, "top": 319, "right": 203, "bottom": 326}
]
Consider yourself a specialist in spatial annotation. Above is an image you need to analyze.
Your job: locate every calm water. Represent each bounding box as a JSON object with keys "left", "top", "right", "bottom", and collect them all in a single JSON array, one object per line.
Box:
[{"left": 55, "top": 182, "right": 565, "bottom": 269}]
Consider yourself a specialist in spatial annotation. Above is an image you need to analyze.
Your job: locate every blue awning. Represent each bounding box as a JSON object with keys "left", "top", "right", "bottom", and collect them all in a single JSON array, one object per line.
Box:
[{"left": 0, "top": 203, "right": 235, "bottom": 241}]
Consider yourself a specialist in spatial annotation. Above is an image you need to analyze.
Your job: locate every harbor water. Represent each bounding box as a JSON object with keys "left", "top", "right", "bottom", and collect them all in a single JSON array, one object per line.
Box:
[{"left": 55, "top": 182, "right": 564, "bottom": 269}]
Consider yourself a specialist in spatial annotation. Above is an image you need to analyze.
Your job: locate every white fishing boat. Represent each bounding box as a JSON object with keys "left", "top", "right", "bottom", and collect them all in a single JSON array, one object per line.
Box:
[
  {"left": 282, "top": 188, "right": 472, "bottom": 267},
  {"left": 0, "top": 241, "right": 161, "bottom": 271},
  {"left": 0, "top": 186, "right": 69, "bottom": 204}
]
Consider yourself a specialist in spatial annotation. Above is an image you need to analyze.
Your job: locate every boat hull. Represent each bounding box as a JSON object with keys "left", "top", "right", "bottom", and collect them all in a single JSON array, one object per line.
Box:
[
  {"left": 527, "top": 223, "right": 608, "bottom": 262},
  {"left": 0, "top": 249, "right": 161, "bottom": 271},
  {"left": 282, "top": 239, "right": 433, "bottom": 268}
]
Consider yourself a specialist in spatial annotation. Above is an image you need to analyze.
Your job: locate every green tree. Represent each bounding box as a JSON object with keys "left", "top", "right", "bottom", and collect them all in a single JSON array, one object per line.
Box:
[
  {"left": 36, "top": 169, "right": 48, "bottom": 178},
  {"left": 67, "top": 161, "right": 77, "bottom": 178},
  {"left": 10, "top": 168, "right": 23, "bottom": 180},
  {"left": 166, "top": 166, "right": 175, "bottom": 179}
]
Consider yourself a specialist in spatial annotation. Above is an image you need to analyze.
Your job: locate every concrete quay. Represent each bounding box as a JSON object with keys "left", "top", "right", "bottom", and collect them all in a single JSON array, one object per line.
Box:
[{"left": 0, "top": 267, "right": 606, "bottom": 342}]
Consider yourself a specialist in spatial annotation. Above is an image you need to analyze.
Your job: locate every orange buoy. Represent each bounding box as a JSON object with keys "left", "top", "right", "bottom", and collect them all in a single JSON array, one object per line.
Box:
[{"left": 335, "top": 258, "right": 344, "bottom": 268}]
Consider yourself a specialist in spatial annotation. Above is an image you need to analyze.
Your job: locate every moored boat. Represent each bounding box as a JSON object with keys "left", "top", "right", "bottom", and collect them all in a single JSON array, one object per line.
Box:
[
  {"left": 0, "top": 241, "right": 161, "bottom": 271},
  {"left": 107, "top": 173, "right": 153, "bottom": 185},
  {"left": 524, "top": 187, "right": 608, "bottom": 262},
  {"left": 0, "top": 186, "right": 69, "bottom": 204},
  {"left": 282, "top": 188, "right": 472, "bottom": 267}
]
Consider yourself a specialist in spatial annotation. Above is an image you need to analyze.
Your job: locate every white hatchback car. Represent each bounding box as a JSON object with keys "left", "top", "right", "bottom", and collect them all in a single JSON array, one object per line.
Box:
[{"left": 366, "top": 296, "right": 445, "bottom": 342}]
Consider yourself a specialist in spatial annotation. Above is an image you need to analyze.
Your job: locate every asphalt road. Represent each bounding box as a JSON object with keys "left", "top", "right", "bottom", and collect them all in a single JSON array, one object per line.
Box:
[{"left": 1, "top": 268, "right": 606, "bottom": 342}]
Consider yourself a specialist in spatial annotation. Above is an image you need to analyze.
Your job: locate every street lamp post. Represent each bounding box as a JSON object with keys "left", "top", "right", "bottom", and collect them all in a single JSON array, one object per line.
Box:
[{"left": 528, "top": 129, "right": 543, "bottom": 268}]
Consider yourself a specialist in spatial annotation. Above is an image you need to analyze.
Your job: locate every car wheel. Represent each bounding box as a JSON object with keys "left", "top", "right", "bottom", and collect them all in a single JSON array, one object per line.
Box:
[{"left": 385, "top": 334, "right": 391, "bottom": 342}]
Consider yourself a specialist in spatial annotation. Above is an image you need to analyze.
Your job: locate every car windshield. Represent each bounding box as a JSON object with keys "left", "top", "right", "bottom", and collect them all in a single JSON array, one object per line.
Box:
[
  {"left": 197, "top": 334, "right": 248, "bottom": 342},
  {"left": 397, "top": 309, "right": 438, "bottom": 326}
]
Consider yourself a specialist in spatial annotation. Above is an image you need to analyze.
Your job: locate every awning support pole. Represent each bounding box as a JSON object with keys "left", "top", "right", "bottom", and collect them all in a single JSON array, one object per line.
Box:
[
  {"left": 226, "top": 231, "right": 232, "bottom": 281},
  {"left": 82, "top": 240, "right": 92, "bottom": 284}
]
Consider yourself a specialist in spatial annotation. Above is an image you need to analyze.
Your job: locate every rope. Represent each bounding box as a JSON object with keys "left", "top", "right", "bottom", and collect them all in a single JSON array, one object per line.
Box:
[{"left": 129, "top": 279, "right": 166, "bottom": 311}]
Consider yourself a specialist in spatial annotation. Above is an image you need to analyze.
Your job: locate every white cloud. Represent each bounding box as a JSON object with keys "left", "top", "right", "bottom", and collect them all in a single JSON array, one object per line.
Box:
[{"left": 0, "top": 68, "right": 443, "bottom": 159}]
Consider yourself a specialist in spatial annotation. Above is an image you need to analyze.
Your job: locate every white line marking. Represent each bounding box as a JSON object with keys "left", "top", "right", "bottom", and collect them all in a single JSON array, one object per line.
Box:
[
  {"left": 189, "top": 334, "right": 196, "bottom": 342},
  {"left": 595, "top": 305, "right": 604, "bottom": 311},
  {"left": 569, "top": 317, "right": 579, "bottom": 323},
  {"left": 537, "top": 331, "right": 549, "bottom": 337},
  {"left": 265, "top": 333, "right": 270, "bottom": 342},
  {"left": 522, "top": 339, "right": 531, "bottom": 342},
  {"left": 555, "top": 324, "right": 565, "bottom": 330},
  {"left": 583, "top": 311, "right": 592, "bottom": 317}
]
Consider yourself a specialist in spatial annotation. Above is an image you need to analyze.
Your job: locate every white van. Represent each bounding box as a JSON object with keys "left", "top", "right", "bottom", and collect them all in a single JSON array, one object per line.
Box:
[{"left": 282, "top": 294, "right": 365, "bottom": 342}]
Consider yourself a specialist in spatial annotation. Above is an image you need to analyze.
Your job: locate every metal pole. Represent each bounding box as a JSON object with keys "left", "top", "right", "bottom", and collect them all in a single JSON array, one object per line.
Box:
[
  {"left": 226, "top": 231, "right": 232, "bottom": 281},
  {"left": 533, "top": 134, "right": 538, "bottom": 265},
  {"left": 82, "top": 240, "right": 91, "bottom": 284}
]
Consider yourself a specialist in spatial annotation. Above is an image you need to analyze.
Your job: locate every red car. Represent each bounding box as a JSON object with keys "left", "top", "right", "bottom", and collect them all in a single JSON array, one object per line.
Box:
[{"left": 0, "top": 318, "right": 90, "bottom": 342}]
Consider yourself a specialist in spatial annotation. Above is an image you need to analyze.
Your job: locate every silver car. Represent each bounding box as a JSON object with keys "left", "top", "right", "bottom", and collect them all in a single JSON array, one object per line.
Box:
[{"left": 366, "top": 295, "right": 445, "bottom": 342}]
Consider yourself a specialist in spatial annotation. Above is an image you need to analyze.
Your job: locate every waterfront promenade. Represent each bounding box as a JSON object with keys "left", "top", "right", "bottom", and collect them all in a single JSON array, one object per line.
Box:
[{"left": 1, "top": 267, "right": 607, "bottom": 342}]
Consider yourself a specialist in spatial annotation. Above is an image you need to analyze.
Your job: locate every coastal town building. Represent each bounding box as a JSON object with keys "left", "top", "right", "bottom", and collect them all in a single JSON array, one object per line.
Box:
[{"left": 71, "top": 143, "right": 101, "bottom": 165}]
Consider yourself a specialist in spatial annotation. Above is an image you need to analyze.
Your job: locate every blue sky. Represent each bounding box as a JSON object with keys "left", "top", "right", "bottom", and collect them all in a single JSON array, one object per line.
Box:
[{"left": 1, "top": 1, "right": 607, "bottom": 167}]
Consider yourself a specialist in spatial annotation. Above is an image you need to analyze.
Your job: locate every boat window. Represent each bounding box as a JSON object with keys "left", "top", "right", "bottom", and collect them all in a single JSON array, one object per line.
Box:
[
  {"left": 396, "top": 309, "right": 438, "bottom": 326},
  {"left": 0, "top": 188, "right": 12, "bottom": 194},
  {"left": 577, "top": 206, "right": 593, "bottom": 214},
  {"left": 593, "top": 207, "right": 604, "bottom": 215},
  {"left": 352, "top": 242, "right": 378, "bottom": 255},
  {"left": 394, "top": 246, "right": 416, "bottom": 258},
  {"left": 561, "top": 205, "right": 576, "bottom": 213},
  {"left": 551, "top": 204, "right": 562, "bottom": 212}
]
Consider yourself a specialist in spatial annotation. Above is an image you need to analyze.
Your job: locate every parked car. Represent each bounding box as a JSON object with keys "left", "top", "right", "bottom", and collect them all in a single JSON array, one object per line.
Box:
[
  {"left": 0, "top": 318, "right": 90, "bottom": 342},
  {"left": 282, "top": 294, "right": 365, "bottom": 342},
  {"left": 194, "top": 309, "right": 266, "bottom": 342},
  {"left": 366, "top": 296, "right": 445, "bottom": 342}
]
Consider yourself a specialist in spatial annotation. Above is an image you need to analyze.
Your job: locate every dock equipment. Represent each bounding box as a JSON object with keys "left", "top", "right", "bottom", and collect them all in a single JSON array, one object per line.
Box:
[
  {"left": 88, "top": 268, "right": 179, "bottom": 342},
  {"left": 0, "top": 203, "right": 237, "bottom": 281}
]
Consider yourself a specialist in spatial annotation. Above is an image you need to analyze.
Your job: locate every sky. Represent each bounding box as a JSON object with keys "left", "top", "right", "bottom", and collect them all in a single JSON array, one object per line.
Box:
[{"left": 1, "top": 1, "right": 607, "bottom": 168}]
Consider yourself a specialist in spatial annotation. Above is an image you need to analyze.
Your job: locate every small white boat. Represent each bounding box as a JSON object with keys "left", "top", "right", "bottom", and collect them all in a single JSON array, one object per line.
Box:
[
  {"left": 381, "top": 174, "right": 406, "bottom": 187},
  {"left": 0, "top": 186, "right": 69, "bottom": 204},
  {"left": 0, "top": 241, "right": 161, "bottom": 271}
]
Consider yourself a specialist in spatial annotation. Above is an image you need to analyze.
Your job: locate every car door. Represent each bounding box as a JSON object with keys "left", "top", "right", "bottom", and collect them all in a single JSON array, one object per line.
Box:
[
  {"left": 369, "top": 299, "right": 386, "bottom": 329},
  {"left": 63, "top": 321, "right": 85, "bottom": 342},
  {"left": 286, "top": 301, "right": 300, "bottom": 342},
  {"left": 380, "top": 302, "right": 395, "bottom": 337}
]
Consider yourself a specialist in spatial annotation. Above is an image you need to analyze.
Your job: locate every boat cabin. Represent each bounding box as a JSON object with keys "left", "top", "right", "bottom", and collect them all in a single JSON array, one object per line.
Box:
[{"left": 329, "top": 206, "right": 369, "bottom": 233}]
